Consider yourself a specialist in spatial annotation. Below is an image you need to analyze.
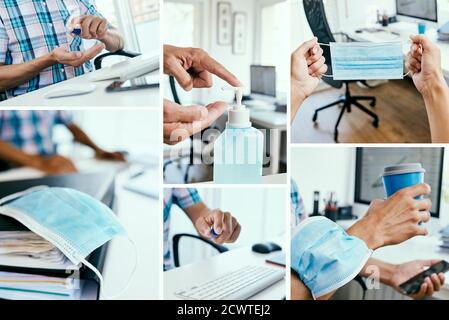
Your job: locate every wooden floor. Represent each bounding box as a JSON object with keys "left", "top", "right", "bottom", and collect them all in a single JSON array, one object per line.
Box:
[{"left": 291, "top": 78, "right": 432, "bottom": 143}]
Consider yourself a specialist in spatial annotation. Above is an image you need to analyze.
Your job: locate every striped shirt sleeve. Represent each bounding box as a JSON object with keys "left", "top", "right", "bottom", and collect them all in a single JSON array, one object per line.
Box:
[{"left": 0, "top": 19, "right": 9, "bottom": 64}]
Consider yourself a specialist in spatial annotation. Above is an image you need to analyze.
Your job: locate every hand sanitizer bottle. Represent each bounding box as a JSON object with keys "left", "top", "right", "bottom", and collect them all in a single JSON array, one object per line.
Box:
[{"left": 213, "top": 87, "right": 264, "bottom": 184}]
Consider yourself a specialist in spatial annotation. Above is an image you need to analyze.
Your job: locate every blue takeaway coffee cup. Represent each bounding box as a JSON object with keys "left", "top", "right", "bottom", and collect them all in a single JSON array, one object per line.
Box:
[
  {"left": 382, "top": 163, "right": 425, "bottom": 198},
  {"left": 418, "top": 22, "right": 427, "bottom": 35}
]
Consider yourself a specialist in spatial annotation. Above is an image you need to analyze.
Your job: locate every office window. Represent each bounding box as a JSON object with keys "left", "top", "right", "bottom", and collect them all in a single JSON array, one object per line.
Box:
[
  {"left": 95, "top": 0, "right": 119, "bottom": 28},
  {"left": 95, "top": 0, "right": 159, "bottom": 55},
  {"left": 163, "top": 1, "right": 201, "bottom": 103},
  {"left": 163, "top": 2, "right": 197, "bottom": 47},
  {"left": 260, "top": 1, "right": 289, "bottom": 94},
  {"left": 130, "top": 0, "right": 160, "bottom": 55}
]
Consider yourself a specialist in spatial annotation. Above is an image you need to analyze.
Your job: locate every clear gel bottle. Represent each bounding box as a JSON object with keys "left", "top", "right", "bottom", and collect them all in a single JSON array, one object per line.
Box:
[{"left": 213, "top": 87, "right": 264, "bottom": 184}]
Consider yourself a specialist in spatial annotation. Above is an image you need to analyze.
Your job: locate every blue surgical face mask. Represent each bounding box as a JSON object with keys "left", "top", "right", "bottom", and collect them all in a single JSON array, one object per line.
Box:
[
  {"left": 0, "top": 186, "right": 136, "bottom": 299},
  {"left": 291, "top": 216, "right": 372, "bottom": 299},
  {"left": 328, "top": 41, "right": 404, "bottom": 80}
]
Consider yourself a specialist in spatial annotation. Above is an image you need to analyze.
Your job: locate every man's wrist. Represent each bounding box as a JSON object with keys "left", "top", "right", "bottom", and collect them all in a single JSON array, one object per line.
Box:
[
  {"left": 291, "top": 78, "right": 307, "bottom": 101},
  {"left": 27, "top": 154, "right": 44, "bottom": 170},
  {"left": 421, "top": 75, "right": 447, "bottom": 102},
  {"left": 42, "top": 52, "right": 57, "bottom": 67},
  {"left": 347, "top": 217, "right": 383, "bottom": 250}
]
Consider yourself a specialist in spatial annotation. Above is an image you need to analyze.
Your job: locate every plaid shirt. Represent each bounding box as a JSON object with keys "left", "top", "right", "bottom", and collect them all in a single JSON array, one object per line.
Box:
[
  {"left": 291, "top": 179, "right": 307, "bottom": 228},
  {"left": 163, "top": 188, "right": 202, "bottom": 271},
  {"left": 0, "top": 0, "right": 103, "bottom": 98},
  {"left": 0, "top": 110, "right": 73, "bottom": 155}
]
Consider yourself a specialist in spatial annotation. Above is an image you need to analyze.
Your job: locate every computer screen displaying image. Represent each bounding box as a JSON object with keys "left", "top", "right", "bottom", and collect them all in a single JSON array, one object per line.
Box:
[
  {"left": 355, "top": 147, "right": 444, "bottom": 217},
  {"left": 396, "top": 0, "right": 438, "bottom": 22},
  {"left": 250, "top": 65, "right": 276, "bottom": 97}
]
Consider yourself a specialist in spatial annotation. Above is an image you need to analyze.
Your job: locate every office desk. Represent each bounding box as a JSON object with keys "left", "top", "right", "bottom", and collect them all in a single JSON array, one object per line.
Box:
[
  {"left": 342, "top": 23, "right": 449, "bottom": 79},
  {"left": 0, "top": 159, "right": 160, "bottom": 300},
  {"left": 197, "top": 173, "right": 287, "bottom": 185},
  {"left": 372, "top": 236, "right": 449, "bottom": 300},
  {"left": 0, "top": 70, "right": 159, "bottom": 108},
  {"left": 251, "top": 110, "right": 287, "bottom": 176},
  {"left": 164, "top": 246, "right": 286, "bottom": 300}
]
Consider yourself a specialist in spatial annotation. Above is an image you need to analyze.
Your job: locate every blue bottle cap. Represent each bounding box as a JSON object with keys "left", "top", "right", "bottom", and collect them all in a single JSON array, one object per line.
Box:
[
  {"left": 72, "top": 28, "right": 82, "bottom": 36},
  {"left": 211, "top": 228, "right": 219, "bottom": 238}
]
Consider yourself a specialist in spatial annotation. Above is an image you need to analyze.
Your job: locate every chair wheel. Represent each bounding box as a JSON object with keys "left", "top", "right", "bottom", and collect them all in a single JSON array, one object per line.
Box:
[
  {"left": 312, "top": 113, "right": 318, "bottom": 122},
  {"left": 370, "top": 98, "right": 376, "bottom": 107},
  {"left": 372, "top": 119, "right": 379, "bottom": 128}
]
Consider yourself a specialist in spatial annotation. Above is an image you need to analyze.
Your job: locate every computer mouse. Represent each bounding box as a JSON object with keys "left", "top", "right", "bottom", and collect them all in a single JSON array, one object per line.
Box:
[
  {"left": 44, "top": 84, "right": 96, "bottom": 99},
  {"left": 252, "top": 242, "right": 282, "bottom": 254}
]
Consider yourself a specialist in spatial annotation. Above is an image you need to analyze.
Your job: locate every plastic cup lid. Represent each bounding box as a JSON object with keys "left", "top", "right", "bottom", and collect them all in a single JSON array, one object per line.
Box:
[{"left": 383, "top": 163, "right": 425, "bottom": 176}]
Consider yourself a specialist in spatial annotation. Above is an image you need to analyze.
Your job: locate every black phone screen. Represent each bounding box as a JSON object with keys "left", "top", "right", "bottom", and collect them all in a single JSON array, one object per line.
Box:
[{"left": 399, "top": 260, "right": 449, "bottom": 295}]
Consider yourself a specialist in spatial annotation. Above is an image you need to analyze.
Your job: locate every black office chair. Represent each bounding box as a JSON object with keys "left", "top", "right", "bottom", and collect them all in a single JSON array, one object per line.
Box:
[
  {"left": 93, "top": 49, "right": 141, "bottom": 70},
  {"left": 302, "top": 0, "right": 379, "bottom": 142},
  {"left": 172, "top": 233, "right": 229, "bottom": 268}
]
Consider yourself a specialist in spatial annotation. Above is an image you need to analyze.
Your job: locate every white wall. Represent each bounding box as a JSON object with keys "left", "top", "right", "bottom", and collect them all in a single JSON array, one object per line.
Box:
[
  {"left": 290, "top": 147, "right": 355, "bottom": 214},
  {"left": 169, "top": 187, "right": 286, "bottom": 263}
]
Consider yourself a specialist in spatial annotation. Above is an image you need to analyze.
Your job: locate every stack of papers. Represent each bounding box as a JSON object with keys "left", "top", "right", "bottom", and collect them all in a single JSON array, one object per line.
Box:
[
  {"left": 439, "top": 225, "right": 449, "bottom": 249},
  {"left": 0, "top": 231, "right": 81, "bottom": 300},
  {"left": 0, "top": 272, "right": 80, "bottom": 300}
]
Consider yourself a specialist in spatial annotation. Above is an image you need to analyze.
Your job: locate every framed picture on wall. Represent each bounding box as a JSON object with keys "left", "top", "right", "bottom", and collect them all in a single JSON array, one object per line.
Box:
[
  {"left": 233, "top": 12, "right": 247, "bottom": 55},
  {"left": 217, "top": 2, "right": 232, "bottom": 45}
]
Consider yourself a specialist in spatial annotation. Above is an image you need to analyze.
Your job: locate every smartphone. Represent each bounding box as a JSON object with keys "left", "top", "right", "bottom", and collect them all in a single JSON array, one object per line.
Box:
[{"left": 399, "top": 260, "right": 449, "bottom": 295}]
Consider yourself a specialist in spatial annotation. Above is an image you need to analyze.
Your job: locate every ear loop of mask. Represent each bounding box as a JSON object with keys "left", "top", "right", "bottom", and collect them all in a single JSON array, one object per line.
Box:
[
  {"left": 81, "top": 236, "right": 138, "bottom": 300},
  {"left": 314, "top": 42, "right": 411, "bottom": 78},
  {"left": 0, "top": 186, "right": 49, "bottom": 206}
]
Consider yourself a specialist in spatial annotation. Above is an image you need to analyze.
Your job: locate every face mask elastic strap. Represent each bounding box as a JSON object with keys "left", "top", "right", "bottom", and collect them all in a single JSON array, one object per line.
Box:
[
  {"left": 82, "top": 236, "right": 138, "bottom": 300},
  {"left": 0, "top": 185, "right": 49, "bottom": 206}
]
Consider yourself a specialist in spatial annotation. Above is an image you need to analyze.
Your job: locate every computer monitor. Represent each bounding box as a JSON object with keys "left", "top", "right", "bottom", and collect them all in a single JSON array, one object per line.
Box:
[
  {"left": 250, "top": 65, "right": 276, "bottom": 98},
  {"left": 354, "top": 147, "right": 444, "bottom": 217},
  {"left": 396, "top": 0, "right": 438, "bottom": 23}
]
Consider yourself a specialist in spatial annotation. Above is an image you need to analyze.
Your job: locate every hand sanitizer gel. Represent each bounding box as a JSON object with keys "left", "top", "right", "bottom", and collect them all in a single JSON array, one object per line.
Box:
[{"left": 213, "top": 87, "right": 264, "bottom": 184}]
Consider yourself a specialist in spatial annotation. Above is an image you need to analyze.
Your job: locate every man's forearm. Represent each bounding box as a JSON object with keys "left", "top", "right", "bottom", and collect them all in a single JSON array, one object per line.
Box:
[
  {"left": 0, "top": 141, "right": 40, "bottom": 168},
  {"left": 291, "top": 82, "right": 306, "bottom": 123},
  {"left": 0, "top": 54, "right": 55, "bottom": 91},
  {"left": 66, "top": 123, "right": 101, "bottom": 152},
  {"left": 100, "top": 29, "right": 125, "bottom": 52},
  {"left": 423, "top": 79, "right": 449, "bottom": 143}
]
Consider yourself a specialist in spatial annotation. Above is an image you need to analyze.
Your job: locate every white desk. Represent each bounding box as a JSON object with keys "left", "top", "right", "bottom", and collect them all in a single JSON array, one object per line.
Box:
[
  {"left": 164, "top": 246, "right": 286, "bottom": 300},
  {"left": 0, "top": 158, "right": 161, "bottom": 300},
  {"left": 198, "top": 173, "right": 287, "bottom": 185},
  {"left": 0, "top": 70, "right": 160, "bottom": 108},
  {"left": 342, "top": 22, "right": 449, "bottom": 79},
  {"left": 372, "top": 236, "right": 449, "bottom": 300}
]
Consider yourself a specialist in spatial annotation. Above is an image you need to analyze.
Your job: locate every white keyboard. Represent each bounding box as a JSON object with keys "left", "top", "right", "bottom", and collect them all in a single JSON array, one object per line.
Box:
[
  {"left": 89, "top": 54, "right": 160, "bottom": 82},
  {"left": 174, "top": 265, "right": 284, "bottom": 300}
]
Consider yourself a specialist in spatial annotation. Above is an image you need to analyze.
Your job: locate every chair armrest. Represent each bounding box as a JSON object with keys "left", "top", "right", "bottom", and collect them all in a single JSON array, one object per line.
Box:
[
  {"left": 172, "top": 233, "right": 229, "bottom": 268},
  {"left": 94, "top": 49, "right": 141, "bottom": 70}
]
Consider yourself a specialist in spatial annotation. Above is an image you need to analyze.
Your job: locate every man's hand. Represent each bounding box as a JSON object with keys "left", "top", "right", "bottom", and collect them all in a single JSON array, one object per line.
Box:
[
  {"left": 51, "top": 43, "right": 105, "bottom": 67},
  {"left": 291, "top": 38, "right": 328, "bottom": 121},
  {"left": 164, "top": 45, "right": 241, "bottom": 91},
  {"left": 291, "top": 38, "right": 327, "bottom": 98},
  {"left": 389, "top": 260, "right": 445, "bottom": 299},
  {"left": 348, "top": 183, "right": 431, "bottom": 250},
  {"left": 31, "top": 155, "right": 78, "bottom": 175},
  {"left": 94, "top": 149, "right": 126, "bottom": 162},
  {"left": 194, "top": 209, "right": 241, "bottom": 245},
  {"left": 406, "top": 35, "right": 446, "bottom": 96},
  {"left": 76, "top": 15, "right": 109, "bottom": 40},
  {"left": 164, "top": 99, "right": 227, "bottom": 145}
]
